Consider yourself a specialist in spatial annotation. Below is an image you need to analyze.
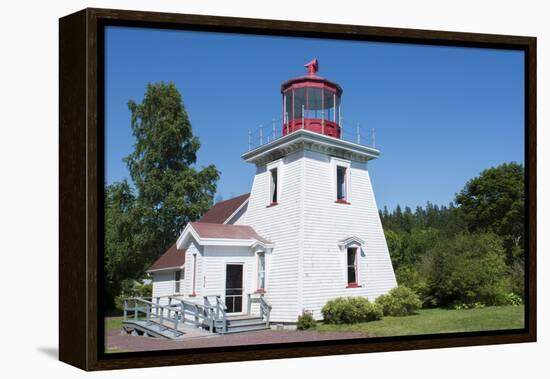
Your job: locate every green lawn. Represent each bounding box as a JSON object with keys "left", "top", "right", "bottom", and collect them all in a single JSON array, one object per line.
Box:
[
  {"left": 105, "top": 316, "right": 124, "bottom": 332},
  {"left": 315, "top": 306, "right": 524, "bottom": 337}
]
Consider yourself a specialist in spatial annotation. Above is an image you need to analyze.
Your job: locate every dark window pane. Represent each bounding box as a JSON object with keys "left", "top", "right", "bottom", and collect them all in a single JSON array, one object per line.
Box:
[
  {"left": 284, "top": 91, "right": 292, "bottom": 122},
  {"left": 335, "top": 95, "right": 341, "bottom": 124},
  {"left": 347, "top": 248, "right": 356, "bottom": 266},
  {"left": 258, "top": 253, "right": 266, "bottom": 289},
  {"left": 294, "top": 88, "right": 306, "bottom": 119},
  {"left": 270, "top": 168, "right": 278, "bottom": 203},
  {"left": 324, "top": 89, "right": 335, "bottom": 121},
  {"left": 234, "top": 296, "right": 243, "bottom": 312},
  {"left": 307, "top": 88, "right": 323, "bottom": 119},
  {"left": 347, "top": 267, "right": 356, "bottom": 284},
  {"left": 225, "top": 264, "right": 243, "bottom": 312},
  {"left": 337, "top": 166, "right": 346, "bottom": 200},
  {"left": 347, "top": 248, "right": 357, "bottom": 284},
  {"left": 226, "top": 296, "right": 235, "bottom": 312}
]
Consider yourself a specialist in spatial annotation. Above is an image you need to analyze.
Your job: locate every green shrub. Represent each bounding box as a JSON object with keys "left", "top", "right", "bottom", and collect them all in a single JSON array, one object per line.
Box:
[
  {"left": 321, "top": 297, "right": 382, "bottom": 324},
  {"left": 297, "top": 310, "right": 317, "bottom": 330},
  {"left": 375, "top": 286, "right": 422, "bottom": 316},
  {"left": 421, "top": 233, "right": 512, "bottom": 307},
  {"left": 114, "top": 279, "right": 152, "bottom": 311},
  {"left": 505, "top": 292, "right": 523, "bottom": 306},
  {"left": 452, "top": 302, "right": 486, "bottom": 310}
]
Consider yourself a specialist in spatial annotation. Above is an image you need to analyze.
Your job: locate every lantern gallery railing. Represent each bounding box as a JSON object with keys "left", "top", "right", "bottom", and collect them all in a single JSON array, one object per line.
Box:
[{"left": 247, "top": 117, "right": 376, "bottom": 151}]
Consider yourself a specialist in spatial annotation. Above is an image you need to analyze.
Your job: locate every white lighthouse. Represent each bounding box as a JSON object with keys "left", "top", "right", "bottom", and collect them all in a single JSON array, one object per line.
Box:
[
  {"left": 150, "top": 59, "right": 397, "bottom": 325},
  {"left": 240, "top": 59, "right": 397, "bottom": 321}
]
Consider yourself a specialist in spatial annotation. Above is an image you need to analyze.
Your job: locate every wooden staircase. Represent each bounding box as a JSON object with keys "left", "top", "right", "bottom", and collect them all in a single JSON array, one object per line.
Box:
[
  {"left": 218, "top": 315, "right": 269, "bottom": 334},
  {"left": 121, "top": 293, "right": 271, "bottom": 340}
]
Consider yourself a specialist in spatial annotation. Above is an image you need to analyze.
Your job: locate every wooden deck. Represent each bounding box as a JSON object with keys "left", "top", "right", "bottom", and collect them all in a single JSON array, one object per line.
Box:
[{"left": 122, "top": 294, "right": 272, "bottom": 340}]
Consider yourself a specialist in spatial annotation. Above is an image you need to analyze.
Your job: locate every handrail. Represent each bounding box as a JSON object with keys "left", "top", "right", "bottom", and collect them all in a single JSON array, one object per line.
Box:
[
  {"left": 122, "top": 294, "right": 270, "bottom": 335},
  {"left": 122, "top": 296, "right": 217, "bottom": 335},
  {"left": 247, "top": 117, "right": 376, "bottom": 151},
  {"left": 215, "top": 295, "right": 228, "bottom": 334},
  {"left": 247, "top": 293, "right": 272, "bottom": 328}
]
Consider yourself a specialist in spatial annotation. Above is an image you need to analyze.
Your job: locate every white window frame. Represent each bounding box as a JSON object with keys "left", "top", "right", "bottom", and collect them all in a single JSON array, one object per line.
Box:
[
  {"left": 256, "top": 251, "right": 266, "bottom": 291},
  {"left": 331, "top": 157, "right": 351, "bottom": 203},
  {"left": 266, "top": 159, "right": 283, "bottom": 206},
  {"left": 346, "top": 247, "right": 359, "bottom": 286}
]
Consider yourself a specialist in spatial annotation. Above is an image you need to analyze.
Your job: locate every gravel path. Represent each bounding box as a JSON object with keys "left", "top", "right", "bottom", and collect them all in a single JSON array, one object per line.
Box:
[{"left": 105, "top": 329, "right": 369, "bottom": 353}]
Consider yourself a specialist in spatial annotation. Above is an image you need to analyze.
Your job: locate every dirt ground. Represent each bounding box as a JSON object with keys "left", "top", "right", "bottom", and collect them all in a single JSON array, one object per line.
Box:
[{"left": 105, "top": 328, "right": 369, "bottom": 353}]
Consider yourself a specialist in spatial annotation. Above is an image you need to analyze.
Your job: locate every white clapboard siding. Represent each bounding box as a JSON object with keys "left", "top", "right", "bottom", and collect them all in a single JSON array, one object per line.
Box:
[
  {"left": 244, "top": 150, "right": 304, "bottom": 322},
  {"left": 301, "top": 149, "right": 397, "bottom": 319},
  {"left": 181, "top": 242, "right": 202, "bottom": 297},
  {"left": 152, "top": 271, "right": 175, "bottom": 303},
  {"left": 202, "top": 246, "right": 256, "bottom": 312}
]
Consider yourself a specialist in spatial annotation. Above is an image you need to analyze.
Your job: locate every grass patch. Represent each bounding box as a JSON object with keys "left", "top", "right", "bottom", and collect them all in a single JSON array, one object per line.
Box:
[
  {"left": 105, "top": 346, "right": 127, "bottom": 354},
  {"left": 105, "top": 316, "right": 124, "bottom": 332},
  {"left": 315, "top": 306, "right": 524, "bottom": 337}
]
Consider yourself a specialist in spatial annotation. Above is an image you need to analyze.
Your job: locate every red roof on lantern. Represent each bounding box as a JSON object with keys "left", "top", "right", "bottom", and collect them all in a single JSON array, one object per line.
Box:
[{"left": 281, "top": 58, "right": 343, "bottom": 94}]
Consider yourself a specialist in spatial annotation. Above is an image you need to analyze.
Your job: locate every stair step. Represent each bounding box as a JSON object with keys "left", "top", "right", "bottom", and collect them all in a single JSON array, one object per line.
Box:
[
  {"left": 222, "top": 324, "right": 270, "bottom": 334},
  {"left": 229, "top": 321, "right": 267, "bottom": 328},
  {"left": 216, "top": 317, "right": 264, "bottom": 326}
]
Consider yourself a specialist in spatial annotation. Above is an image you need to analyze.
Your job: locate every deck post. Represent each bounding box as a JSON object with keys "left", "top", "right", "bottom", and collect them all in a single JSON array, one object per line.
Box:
[
  {"left": 194, "top": 304, "right": 200, "bottom": 328},
  {"left": 146, "top": 303, "right": 150, "bottom": 324},
  {"left": 155, "top": 296, "right": 160, "bottom": 317},
  {"left": 181, "top": 300, "right": 189, "bottom": 324},
  {"left": 247, "top": 293, "right": 252, "bottom": 315},
  {"left": 209, "top": 308, "right": 214, "bottom": 332},
  {"left": 123, "top": 299, "right": 128, "bottom": 321},
  {"left": 134, "top": 299, "right": 138, "bottom": 321}
]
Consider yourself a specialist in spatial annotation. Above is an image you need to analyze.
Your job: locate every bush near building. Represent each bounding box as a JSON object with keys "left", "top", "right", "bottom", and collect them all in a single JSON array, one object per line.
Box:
[
  {"left": 321, "top": 297, "right": 382, "bottom": 324},
  {"left": 375, "top": 286, "right": 422, "bottom": 316}
]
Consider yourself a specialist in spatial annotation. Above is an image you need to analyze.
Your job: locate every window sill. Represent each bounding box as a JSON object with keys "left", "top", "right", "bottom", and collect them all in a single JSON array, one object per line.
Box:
[
  {"left": 266, "top": 202, "right": 279, "bottom": 208},
  {"left": 346, "top": 283, "right": 361, "bottom": 288},
  {"left": 335, "top": 199, "right": 351, "bottom": 205}
]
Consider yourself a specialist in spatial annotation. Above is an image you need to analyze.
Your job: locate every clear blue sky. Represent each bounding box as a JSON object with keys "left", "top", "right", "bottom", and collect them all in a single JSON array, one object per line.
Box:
[{"left": 105, "top": 26, "right": 524, "bottom": 211}]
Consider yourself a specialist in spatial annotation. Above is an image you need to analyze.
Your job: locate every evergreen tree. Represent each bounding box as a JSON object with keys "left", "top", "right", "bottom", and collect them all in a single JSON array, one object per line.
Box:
[
  {"left": 125, "top": 82, "right": 220, "bottom": 266},
  {"left": 104, "top": 82, "right": 219, "bottom": 310}
]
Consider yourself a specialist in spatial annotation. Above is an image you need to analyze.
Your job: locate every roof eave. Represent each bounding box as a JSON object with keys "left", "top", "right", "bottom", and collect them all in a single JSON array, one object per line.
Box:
[
  {"left": 222, "top": 197, "right": 249, "bottom": 224},
  {"left": 147, "top": 264, "right": 185, "bottom": 273},
  {"left": 241, "top": 129, "right": 380, "bottom": 165},
  {"left": 177, "top": 223, "right": 273, "bottom": 249}
]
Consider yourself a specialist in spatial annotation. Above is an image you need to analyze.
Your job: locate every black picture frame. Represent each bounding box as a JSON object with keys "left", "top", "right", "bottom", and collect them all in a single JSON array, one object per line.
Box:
[{"left": 59, "top": 7, "right": 536, "bottom": 371}]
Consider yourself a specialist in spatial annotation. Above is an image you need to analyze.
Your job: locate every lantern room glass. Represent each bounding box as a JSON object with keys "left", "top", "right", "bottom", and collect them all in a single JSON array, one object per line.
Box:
[{"left": 284, "top": 87, "right": 340, "bottom": 123}]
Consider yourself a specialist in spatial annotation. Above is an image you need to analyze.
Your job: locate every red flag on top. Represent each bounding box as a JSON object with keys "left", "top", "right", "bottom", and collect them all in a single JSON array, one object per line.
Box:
[{"left": 304, "top": 58, "right": 319, "bottom": 76}]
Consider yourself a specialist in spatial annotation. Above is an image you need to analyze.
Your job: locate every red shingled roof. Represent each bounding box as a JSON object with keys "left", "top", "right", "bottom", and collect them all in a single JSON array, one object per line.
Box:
[
  {"left": 190, "top": 222, "right": 271, "bottom": 244},
  {"left": 199, "top": 193, "right": 249, "bottom": 224},
  {"left": 148, "top": 243, "right": 185, "bottom": 272},
  {"left": 148, "top": 194, "right": 256, "bottom": 272}
]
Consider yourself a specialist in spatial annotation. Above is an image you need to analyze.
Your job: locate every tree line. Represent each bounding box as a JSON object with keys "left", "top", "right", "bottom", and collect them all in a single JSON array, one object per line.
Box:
[{"left": 380, "top": 162, "right": 525, "bottom": 308}]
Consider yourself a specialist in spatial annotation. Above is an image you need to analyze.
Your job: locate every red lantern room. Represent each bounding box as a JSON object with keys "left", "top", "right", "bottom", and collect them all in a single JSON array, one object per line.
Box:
[{"left": 281, "top": 58, "right": 342, "bottom": 138}]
